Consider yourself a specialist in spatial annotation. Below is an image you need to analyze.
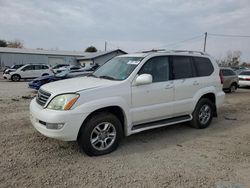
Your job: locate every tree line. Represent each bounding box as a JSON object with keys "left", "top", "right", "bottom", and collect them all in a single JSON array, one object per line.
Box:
[
  {"left": 0, "top": 39, "right": 98, "bottom": 52},
  {"left": 0, "top": 39, "right": 24, "bottom": 48}
]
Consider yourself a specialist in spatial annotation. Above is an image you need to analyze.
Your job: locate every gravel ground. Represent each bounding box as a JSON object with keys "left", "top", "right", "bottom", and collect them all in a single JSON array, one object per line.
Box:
[{"left": 0, "top": 77, "right": 250, "bottom": 188}]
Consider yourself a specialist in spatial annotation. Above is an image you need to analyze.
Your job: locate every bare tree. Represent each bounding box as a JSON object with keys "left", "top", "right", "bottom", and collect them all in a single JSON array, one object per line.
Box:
[
  {"left": 7, "top": 40, "right": 24, "bottom": 48},
  {"left": 0, "top": 39, "right": 7, "bottom": 47},
  {"left": 217, "top": 50, "right": 241, "bottom": 67}
]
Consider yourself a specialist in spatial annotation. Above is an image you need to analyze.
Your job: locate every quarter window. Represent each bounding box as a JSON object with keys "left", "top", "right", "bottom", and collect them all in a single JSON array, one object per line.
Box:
[
  {"left": 193, "top": 57, "right": 214, "bottom": 77},
  {"left": 138, "top": 56, "right": 169, "bottom": 82},
  {"left": 172, "top": 56, "right": 193, "bottom": 79}
]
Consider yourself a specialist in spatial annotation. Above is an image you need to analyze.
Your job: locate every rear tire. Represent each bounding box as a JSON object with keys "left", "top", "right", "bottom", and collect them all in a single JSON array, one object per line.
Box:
[
  {"left": 42, "top": 73, "right": 49, "bottom": 77},
  {"left": 77, "top": 112, "right": 122, "bottom": 156},
  {"left": 190, "top": 98, "right": 214, "bottom": 129},
  {"left": 11, "top": 74, "right": 21, "bottom": 82},
  {"left": 228, "top": 83, "right": 237, "bottom": 93}
]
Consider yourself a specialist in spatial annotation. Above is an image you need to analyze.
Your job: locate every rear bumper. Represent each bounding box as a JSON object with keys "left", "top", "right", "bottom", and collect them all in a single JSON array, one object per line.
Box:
[{"left": 216, "top": 91, "right": 225, "bottom": 108}]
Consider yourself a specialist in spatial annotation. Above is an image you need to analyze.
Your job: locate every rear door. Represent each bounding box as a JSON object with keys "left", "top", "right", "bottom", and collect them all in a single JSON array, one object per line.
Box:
[{"left": 171, "top": 56, "right": 198, "bottom": 116}]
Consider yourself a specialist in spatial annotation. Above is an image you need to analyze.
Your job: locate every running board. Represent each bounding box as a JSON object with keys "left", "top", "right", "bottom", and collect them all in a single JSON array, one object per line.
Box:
[{"left": 132, "top": 115, "right": 192, "bottom": 130}]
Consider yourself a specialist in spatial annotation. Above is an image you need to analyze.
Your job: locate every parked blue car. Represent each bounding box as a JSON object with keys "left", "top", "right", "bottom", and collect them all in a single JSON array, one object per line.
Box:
[{"left": 28, "top": 70, "right": 93, "bottom": 90}]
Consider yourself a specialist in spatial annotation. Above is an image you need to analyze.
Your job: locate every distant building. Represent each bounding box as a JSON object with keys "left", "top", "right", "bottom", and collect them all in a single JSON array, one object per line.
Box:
[
  {"left": 77, "top": 49, "right": 127, "bottom": 69},
  {"left": 0, "top": 47, "right": 126, "bottom": 69}
]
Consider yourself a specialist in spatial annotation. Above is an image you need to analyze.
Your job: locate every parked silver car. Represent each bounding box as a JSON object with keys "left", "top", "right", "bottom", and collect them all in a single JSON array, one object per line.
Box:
[
  {"left": 220, "top": 67, "right": 239, "bottom": 93},
  {"left": 238, "top": 70, "right": 250, "bottom": 87}
]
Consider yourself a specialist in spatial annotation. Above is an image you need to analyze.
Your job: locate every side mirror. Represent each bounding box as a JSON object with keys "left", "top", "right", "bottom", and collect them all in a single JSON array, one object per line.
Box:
[{"left": 135, "top": 74, "right": 152, "bottom": 86}]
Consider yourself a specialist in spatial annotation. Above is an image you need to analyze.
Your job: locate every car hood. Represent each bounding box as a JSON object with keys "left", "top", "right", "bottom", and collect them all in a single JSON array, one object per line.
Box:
[
  {"left": 32, "top": 75, "right": 54, "bottom": 81},
  {"left": 40, "top": 76, "right": 119, "bottom": 94}
]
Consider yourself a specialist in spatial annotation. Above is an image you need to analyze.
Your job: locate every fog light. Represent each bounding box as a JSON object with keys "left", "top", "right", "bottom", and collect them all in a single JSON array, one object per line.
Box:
[{"left": 46, "top": 123, "right": 64, "bottom": 130}]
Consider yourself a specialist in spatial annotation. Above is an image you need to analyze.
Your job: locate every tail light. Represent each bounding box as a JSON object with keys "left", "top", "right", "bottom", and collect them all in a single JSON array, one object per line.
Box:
[{"left": 219, "top": 70, "right": 224, "bottom": 84}]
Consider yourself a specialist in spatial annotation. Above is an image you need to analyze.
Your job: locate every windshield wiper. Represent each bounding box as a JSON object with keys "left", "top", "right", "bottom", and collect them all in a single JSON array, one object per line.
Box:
[{"left": 99, "top": 75, "right": 116, "bottom": 80}]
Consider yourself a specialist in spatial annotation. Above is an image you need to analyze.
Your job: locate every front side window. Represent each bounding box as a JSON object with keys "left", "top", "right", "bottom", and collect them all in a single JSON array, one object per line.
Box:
[
  {"left": 138, "top": 56, "right": 169, "bottom": 82},
  {"left": 172, "top": 56, "right": 194, "bottom": 79},
  {"left": 93, "top": 56, "right": 143, "bottom": 80},
  {"left": 22, "top": 65, "right": 33, "bottom": 71},
  {"left": 42, "top": 65, "right": 49, "bottom": 69}
]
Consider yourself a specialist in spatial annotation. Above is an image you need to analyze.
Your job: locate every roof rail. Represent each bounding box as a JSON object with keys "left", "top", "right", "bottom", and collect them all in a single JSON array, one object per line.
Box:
[
  {"left": 140, "top": 49, "right": 166, "bottom": 53},
  {"left": 168, "top": 50, "right": 207, "bottom": 55},
  {"left": 139, "top": 49, "right": 208, "bottom": 55}
]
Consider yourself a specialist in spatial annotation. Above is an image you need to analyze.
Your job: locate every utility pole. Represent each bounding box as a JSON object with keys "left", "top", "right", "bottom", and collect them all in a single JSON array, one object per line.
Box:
[
  {"left": 203, "top": 32, "right": 207, "bottom": 52},
  {"left": 105, "top": 41, "right": 107, "bottom": 51}
]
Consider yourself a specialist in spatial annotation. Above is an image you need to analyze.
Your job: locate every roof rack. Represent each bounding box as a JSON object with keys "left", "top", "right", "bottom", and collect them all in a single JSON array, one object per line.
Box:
[
  {"left": 140, "top": 49, "right": 208, "bottom": 55},
  {"left": 168, "top": 50, "right": 207, "bottom": 55}
]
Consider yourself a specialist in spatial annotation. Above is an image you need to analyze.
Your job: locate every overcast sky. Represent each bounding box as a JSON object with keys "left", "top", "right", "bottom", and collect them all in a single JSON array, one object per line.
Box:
[{"left": 0, "top": 0, "right": 250, "bottom": 61}]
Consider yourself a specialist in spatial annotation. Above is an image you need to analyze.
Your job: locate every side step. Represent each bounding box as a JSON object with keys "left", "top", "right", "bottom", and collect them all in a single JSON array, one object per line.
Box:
[{"left": 132, "top": 115, "right": 191, "bottom": 130}]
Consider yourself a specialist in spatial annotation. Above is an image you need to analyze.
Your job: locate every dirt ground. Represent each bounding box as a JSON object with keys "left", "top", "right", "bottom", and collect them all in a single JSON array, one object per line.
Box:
[{"left": 0, "top": 77, "right": 250, "bottom": 188}]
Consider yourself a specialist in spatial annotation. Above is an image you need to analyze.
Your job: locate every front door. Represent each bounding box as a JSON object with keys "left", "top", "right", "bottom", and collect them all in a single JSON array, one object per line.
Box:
[{"left": 131, "top": 56, "right": 174, "bottom": 125}]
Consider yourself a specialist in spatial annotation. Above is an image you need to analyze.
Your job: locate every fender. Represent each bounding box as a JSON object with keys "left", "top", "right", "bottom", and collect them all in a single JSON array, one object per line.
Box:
[
  {"left": 192, "top": 86, "right": 217, "bottom": 110},
  {"left": 73, "top": 96, "right": 132, "bottom": 136}
]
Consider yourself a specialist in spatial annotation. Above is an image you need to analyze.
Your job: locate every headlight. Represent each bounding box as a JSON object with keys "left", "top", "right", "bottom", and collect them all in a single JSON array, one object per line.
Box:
[{"left": 47, "top": 94, "right": 79, "bottom": 110}]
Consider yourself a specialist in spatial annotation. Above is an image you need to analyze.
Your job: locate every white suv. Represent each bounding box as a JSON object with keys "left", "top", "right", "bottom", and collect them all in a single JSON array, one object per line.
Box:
[
  {"left": 6, "top": 64, "right": 52, "bottom": 81},
  {"left": 30, "top": 51, "right": 225, "bottom": 156}
]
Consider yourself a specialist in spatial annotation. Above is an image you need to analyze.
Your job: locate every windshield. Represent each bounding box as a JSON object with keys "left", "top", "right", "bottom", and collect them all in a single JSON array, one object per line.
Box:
[{"left": 93, "top": 56, "right": 143, "bottom": 80}]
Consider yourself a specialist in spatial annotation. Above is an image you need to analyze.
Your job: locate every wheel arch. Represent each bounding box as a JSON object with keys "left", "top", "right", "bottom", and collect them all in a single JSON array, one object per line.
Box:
[
  {"left": 198, "top": 92, "right": 217, "bottom": 117},
  {"left": 77, "top": 105, "right": 127, "bottom": 140}
]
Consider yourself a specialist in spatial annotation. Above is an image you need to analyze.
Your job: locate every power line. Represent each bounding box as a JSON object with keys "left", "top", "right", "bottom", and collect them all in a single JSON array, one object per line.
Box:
[
  {"left": 157, "top": 34, "right": 204, "bottom": 49},
  {"left": 208, "top": 33, "right": 250, "bottom": 38}
]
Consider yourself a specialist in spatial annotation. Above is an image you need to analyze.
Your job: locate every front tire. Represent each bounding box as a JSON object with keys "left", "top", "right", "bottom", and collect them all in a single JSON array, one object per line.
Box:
[
  {"left": 11, "top": 74, "right": 21, "bottom": 82},
  {"left": 190, "top": 98, "right": 214, "bottom": 129},
  {"left": 78, "top": 112, "right": 122, "bottom": 156}
]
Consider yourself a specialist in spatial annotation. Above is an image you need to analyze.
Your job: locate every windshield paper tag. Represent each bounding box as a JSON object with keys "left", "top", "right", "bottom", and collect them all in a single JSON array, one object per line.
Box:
[{"left": 127, "top": 61, "right": 140, "bottom": 65}]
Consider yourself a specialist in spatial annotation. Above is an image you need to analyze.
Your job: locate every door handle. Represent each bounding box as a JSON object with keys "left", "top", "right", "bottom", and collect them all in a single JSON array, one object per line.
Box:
[
  {"left": 193, "top": 81, "right": 199, "bottom": 86},
  {"left": 165, "top": 84, "right": 173, "bottom": 89}
]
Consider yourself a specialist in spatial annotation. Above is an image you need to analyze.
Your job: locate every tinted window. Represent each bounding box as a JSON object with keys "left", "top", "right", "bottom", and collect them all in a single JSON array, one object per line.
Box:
[
  {"left": 193, "top": 57, "right": 214, "bottom": 77},
  {"left": 222, "top": 69, "right": 236, "bottom": 76},
  {"left": 34, "top": 65, "right": 43, "bottom": 70},
  {"left": 138, "top": 56, "right": 169, "bottom": 82},
  {"left": 41, "top": 65, "right": 49, "bottom": 69},
  {"left": 172, "top": 56, "right": 193, "bottom": 79},
  {"left": 22, "top": 65, "right": 33, "bottom": 71},
  {"left": 70, "top": 67, "right": 81, "bottom": 70},
  {"left": 239, "top": 71, "right": 250, "bottom": 76}
]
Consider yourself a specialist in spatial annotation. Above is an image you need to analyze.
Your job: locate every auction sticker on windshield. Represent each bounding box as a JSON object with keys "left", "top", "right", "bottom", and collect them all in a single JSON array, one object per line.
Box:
[{"left": 127, "top": 61, "right": 140, "bottom": 65}]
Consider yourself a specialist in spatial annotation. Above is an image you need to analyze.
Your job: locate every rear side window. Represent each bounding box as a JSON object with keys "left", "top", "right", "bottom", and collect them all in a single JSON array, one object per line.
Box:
[
  {"left": 193, "top": 57, "right": 214, "bottom": 77},
  {"left": 34, "top": 65, "right": 43, "bottom": 70},
  {"left": 222, "top": 69, "right": 236, "bottom": 76},
  {"left": 172, "top": 56, "right": 194, "bottom": 79},
  {"left": 138, "top": 56, "right": 169, "bottom": 82}
]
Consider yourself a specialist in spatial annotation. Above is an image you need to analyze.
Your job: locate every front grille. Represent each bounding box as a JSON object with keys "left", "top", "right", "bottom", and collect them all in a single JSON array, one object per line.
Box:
[{"left": 36, "top": 89, "right": 51, "bottom": 107}]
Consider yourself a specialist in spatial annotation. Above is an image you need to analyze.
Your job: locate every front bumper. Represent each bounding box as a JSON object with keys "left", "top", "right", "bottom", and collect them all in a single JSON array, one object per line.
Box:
[
  {"left": 30, "top": 99, "right": 87, "bottom": 141},
  {"left": 3, "top": 74, "right": 11, "bottom": 80}
]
